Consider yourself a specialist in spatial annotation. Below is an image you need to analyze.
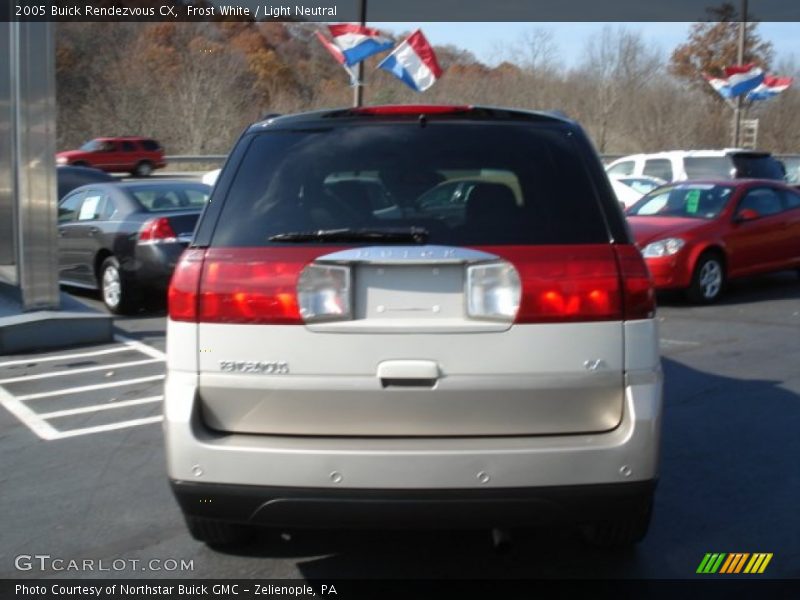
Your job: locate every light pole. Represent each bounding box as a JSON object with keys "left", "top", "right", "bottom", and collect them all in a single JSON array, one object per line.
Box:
[
  {"left": 353, "top": 0, "right": 367, "bottom": 107},
  {"left": 732, "top": 0, "right": 748, "bottom": 147}
]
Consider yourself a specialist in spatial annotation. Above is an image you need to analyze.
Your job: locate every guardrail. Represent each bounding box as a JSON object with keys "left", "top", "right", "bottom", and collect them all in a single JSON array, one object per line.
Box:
[{"left": 165, "top": 155, "right": 228, "bottom": 164}]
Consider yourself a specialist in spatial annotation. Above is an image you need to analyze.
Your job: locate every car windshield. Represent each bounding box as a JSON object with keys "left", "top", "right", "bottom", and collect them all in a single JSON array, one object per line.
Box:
[
  {"left": 128, "top": 184, "right": 210, "bottom": 211},
  {"left": 79, "top": 140, "right": 102, "bottom": 152},
  {"left": 211, "top": 123, "right": 610, "bottom": 247},
  {"left": 627, "top": 184, "right": 734, "bottom": 220}
]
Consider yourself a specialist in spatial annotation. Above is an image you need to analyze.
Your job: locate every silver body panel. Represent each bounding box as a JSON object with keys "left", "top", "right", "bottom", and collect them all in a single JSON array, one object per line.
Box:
[
  {"left": 196, "top": 322, "right": 625, "bottom": 436},
  {"left": 164, "top": 318, "right": 662, "bottom": 489}
]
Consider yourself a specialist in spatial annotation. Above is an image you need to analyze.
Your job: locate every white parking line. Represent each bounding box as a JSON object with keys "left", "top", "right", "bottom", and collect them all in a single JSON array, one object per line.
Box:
[
  {"left": 0, "top": 386, "right": 61, "bottom": 440},
  {"left": 0, "top": 358, "right": 162, "bottom": 385},
  {"left": 0, "top": 336, "right": 169, "bottom": 440},
  {"left": 114, "top": 334, "right": 166, "bottom": 360},
  {"left": 15, "top": 375, "right": 165, "bottom": 401},
  {"left": 0, "top": 345, "right": 130, "bottom": 369},
  {"left": 51, "top": 415, "right": 163, "bottom": 440},
  {"left": 39, "top": 395, "right": 163, "bottom": 419}
]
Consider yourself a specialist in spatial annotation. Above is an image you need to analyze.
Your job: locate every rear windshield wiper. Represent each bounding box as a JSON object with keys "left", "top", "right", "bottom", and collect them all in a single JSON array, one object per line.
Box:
[{"left": 268, "top": 227, "right": 429, "bottom": 244}]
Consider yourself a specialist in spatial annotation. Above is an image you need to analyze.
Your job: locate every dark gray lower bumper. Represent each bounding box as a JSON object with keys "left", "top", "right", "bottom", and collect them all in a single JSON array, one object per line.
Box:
[{"left": 170, "top": 479, "right": 656, "bottom": 529}]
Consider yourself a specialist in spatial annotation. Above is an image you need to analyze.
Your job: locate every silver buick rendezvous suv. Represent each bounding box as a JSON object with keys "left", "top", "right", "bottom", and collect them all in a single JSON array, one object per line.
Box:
[{"left": 164, "top": 105, "right": 662, "bottom": 547}]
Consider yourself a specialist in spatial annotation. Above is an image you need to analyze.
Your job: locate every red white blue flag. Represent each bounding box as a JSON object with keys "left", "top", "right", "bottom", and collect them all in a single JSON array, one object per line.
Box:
[
  {"left": 377, "top": 30, "right": 443, "bottom": 92},
  {"left": 321, "top": 24, "right": 394, "bottom": 67},
  {"left": 315, "top": 30, "right": 358, "bottom": 84},
  {"left": 706, "top": 63, "right": 765, "bottom": 99},
  {"left": 746, "top": 75, "right": 794, "bottom": 101}
]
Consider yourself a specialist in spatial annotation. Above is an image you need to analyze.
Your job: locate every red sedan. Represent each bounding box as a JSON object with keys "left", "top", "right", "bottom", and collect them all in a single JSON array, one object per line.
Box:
[{"left": 627, "top": 179, "right": 800, "bottom": 303}]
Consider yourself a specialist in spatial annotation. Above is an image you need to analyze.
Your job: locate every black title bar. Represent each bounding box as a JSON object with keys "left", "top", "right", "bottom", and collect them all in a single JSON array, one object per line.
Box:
[
  {"left": 6, "top": 0, "right": 800, "bottom": 22},
  {"left": 5, "top": 579, "right": 800, "bottom": 600}
]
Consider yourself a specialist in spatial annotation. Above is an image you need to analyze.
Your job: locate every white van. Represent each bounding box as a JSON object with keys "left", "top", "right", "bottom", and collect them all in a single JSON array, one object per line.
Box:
[{"left": 606, "top": 150, "right": 786, "bottom": 183}]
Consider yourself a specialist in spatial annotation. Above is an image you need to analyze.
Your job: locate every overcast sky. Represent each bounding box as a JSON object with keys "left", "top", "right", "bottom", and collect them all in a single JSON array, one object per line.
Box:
[{"left": 372, "top": 22, "right": 800, "bottom": 70}]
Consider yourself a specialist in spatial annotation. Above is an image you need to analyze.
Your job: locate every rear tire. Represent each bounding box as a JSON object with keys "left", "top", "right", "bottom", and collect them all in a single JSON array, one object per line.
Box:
[
  {"left": 133, "top": 161, "right": 154, "bottom": 177},
  {"left": 686, "top": 252, "right": 725, "bottom": 304},
  {"left": 99, "top": 256, "right": 136, "bottom": 315},
  {"left": 581, "top": 494, "right": 653, "bottom": 548},
  {"left": 185, "top": 516, "right": 255, "bottom": 547}
]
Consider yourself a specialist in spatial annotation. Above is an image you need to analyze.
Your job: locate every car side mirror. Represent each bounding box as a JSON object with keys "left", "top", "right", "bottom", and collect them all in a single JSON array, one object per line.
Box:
[{"left": 734, "top": 208, "right": 760, "bottom": 223}]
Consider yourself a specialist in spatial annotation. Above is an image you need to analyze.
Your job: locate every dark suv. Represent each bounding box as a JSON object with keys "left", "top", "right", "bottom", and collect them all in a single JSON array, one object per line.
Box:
[
  {"left": 56, "top": 137, "right": 167, "bottom": 177},
  {"left": 165, "top": 105, "right": 662, "bottom": 548}
]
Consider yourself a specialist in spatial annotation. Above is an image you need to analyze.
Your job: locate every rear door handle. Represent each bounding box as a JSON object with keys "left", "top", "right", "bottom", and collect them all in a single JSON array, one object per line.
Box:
[
  {"left": 378, "top": 360, "right": 439, "bottom": 388},
  {"left": 88, "top": 227, "right": 100, "bottom": 236}
]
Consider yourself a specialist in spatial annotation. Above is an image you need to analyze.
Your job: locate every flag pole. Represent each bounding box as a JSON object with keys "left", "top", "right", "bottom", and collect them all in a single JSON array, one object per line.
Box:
[
  {"left": 732, "top": 0, "right": 747, "bottom": 147},
  {"left": 353, "top": 0, "right": 367, "bottom": 107}
]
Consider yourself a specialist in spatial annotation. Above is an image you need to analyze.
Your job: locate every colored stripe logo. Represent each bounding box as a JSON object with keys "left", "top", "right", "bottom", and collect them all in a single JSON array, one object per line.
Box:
[{"left": 697, "top": 553, "right": 773, "bottom": 574}]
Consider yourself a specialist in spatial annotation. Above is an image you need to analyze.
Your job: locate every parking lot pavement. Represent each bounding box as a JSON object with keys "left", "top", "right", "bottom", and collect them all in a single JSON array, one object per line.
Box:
[
  {"left": 0, "top": 272, "right": 798, "bottom": 580},
  {"left": 0, "top": 335, "right": 164, "bottom": 441}
]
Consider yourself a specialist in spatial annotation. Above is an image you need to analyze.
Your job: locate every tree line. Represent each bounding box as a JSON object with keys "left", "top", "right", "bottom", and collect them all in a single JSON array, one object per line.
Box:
[{"left": 55, "top": 16, "right": 800, "bottom": 157}]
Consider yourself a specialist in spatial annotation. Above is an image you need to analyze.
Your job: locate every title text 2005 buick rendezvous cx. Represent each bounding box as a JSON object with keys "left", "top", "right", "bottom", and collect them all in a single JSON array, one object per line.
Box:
[{"left": 164, "top": 105, "right": 662, "bottom": 548}]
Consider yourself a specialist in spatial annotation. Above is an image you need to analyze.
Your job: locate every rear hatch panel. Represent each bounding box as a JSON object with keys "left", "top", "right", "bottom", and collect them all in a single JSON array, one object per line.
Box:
[{"left": 197, "top": 245, "right": 625, "bottom": 437}]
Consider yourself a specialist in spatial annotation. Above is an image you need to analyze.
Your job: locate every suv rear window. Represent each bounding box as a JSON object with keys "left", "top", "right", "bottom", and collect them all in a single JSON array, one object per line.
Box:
[
  {"left": 211, "top": 123, "right": 610, "bottom": 247},
  {"left": 730, "top": 154, "right": 785, "bottom": 180}
]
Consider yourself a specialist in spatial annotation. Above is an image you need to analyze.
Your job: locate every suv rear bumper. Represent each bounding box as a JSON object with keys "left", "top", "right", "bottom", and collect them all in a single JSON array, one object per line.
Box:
[
  {"left": 164, "top": 367, "right": 662, "bottom": 492},
  {"left": 170, "top": 479, "right": 656, "bottom": 528}
]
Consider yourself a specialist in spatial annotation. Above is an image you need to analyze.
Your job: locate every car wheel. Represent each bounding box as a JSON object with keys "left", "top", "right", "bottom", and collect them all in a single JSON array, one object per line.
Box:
[
  {"left": 100, "top": 256, "right": 135, "bottom": 314},
  {"left": 133, "top": 161, "right": 154, "bottom": 177},
  {"left": 686, "top": 253, "right": 725, "bottom": 304},
  {"left": 581, "top": 493, "right": 653, "bottom": 548},
  {"left": 185, "top": 516, "right": 255, "bottom": 547}
]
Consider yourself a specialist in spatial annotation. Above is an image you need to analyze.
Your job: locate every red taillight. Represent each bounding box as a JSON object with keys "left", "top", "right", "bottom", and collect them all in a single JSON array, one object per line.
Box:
[
  {"left": 353, "top": 104, "right": 471, "bottom": 116},
  {"left": 193, "top": 248, "right": 341, "bottom": 324},
  {"left": 614, "top": 244, "right": 656, "bottom": 320},
  {"left": 139, "top": 217, "right": 177, "bottom": 244},
  {"left": 168, "top": 248, "right": 205, "bottom": 321},
  {"left": 479, "top": 245, "right": 624, "bottom": 323}
]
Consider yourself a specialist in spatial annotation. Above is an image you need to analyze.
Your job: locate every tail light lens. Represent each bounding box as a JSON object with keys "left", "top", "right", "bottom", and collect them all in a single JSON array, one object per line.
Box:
[
  {"left": 139, "top": 217, "right": 177, "bottom": 244},
  {"left": 169, "top": 244, "right": 655, "bottom": 325},
  {"left": 483, "top": 245, "right": 624, "bottom": 323},
  {"left": 168, "top": 248, "right": 205, "bottom": 321},
  {"left": 176, "top": 248, "right": 338, "bottom": 324},
  {"left": 614, "top": 244, "right": 656, "bottom": 320},
  {"left": 298, "top": 264, "right": 351, "bottom": 323},
  {"left": 466, "top": 262, "right": 521, "bottom": 321}
]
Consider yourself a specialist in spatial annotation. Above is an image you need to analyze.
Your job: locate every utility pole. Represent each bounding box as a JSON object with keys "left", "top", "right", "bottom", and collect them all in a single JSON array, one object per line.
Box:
[
  {"left": 353, "top": 0, "right": 367, "bottom": 107},
  {"left": 732, "top": 0, "right": 748, "bottom": 147}
]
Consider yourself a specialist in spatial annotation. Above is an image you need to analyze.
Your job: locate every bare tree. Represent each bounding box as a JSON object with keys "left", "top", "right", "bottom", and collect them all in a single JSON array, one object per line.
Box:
[
  {"left": 753, "top": 56, "right": 800, "bottom": 152},
  {"left": 573, "top": 26, "right": 663, "bottom": 152}
]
